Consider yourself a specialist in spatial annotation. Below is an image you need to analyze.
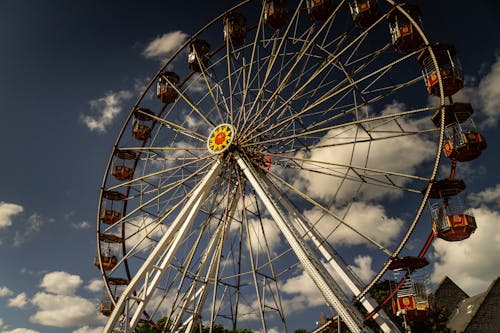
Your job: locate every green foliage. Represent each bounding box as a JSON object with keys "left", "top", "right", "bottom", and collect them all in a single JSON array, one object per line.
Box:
[{"left": 293, "top": 329, "right": 309, "bottom": 333}]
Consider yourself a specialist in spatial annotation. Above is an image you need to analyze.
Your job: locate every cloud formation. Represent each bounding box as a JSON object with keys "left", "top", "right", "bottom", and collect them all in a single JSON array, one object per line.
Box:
[
  {"left": 304, "top": 202, "right": 404, "bottom": 247},
  {"left": 452, "top": 55, "right": 500, "bottom": 128},
  {"left": 143, "top": 31, "right": 188, "bottom": 59},
  {"left": 71, "top": 326, "right": 104, "bottom": 333},
  {"left": 13, "top": 213, "right": 52, "bottom": 247},
  {"left": 40, "top": 271, "right": 83, "bottom": 296},
  {"left": 82, "top": 90, "right": 132, "bottom": 133},
  {"left": 2, "top": 329, "right": 40, "bottom": 333},
  {"left": 0, "top": 286, "right": 13, "bottom": 297},
  {"left": 29, "top": 292, "right": 103, "bottom": 328},
  {"left": 8, "top": 292, "right": 29, "bottom": 309},
  {"left": 293, "top": 102, "right": 435, "bottom": 204},
  {"left": 0, "top": 202, "right": 23, "bottom": 229}
]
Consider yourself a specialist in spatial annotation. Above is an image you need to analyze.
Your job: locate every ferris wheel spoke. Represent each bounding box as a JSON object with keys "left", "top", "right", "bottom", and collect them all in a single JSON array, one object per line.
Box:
[
  {"left": 243, "top": 49, "right": 421, "bottom": 145},
  {"left": 104, "top": 153, "right": 212, "bottom": 192},
  {"left": 243, "top": 105, "right": 436, "bottom": 150},
  {"left": 265, "top": 169, "right": 394, "bottom": 257},
  {"left": 137, "top": 108, "right": 207, "bottom": 142},
  {"left": 102, "top": 160, "right": 215, "bottom": 235},
  {"left": 195, "top": 65, "right": 227, "bottom": 125},
  {"left": 162, "top": 74, "right": 216, "bottom": 129},
  {"left": 242, "top": 2, "right": 344, "bottom": 134}
]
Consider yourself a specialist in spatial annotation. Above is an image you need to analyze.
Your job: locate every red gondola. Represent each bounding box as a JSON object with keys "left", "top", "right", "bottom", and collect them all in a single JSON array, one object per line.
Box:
[
  {"left": 418, "top": 43, "right": 463, "bottom": 97},
  {"left": 112, "top": 150, "right": 136, "bottom": 181},
  {"left": 188, "top": 40, "right": 211, "bottom": 73},
  {"left": 224, "top": 12, "right": 246, "bottom": 47},
  {"left": 132, "top": 108, "right": 155, "bottom": 141},
  {"left": 157, "top": 72, "right": 180, "bottom": 104},
  {"left": 100, "top": 190, "right": 125, "bottom": 225},
  {"left": 264, "top": 0, "right": 288, "bottom": 29},
  {"left": 348, "top": 0, "right": 381, "bottom": 28},
  {"left": 431, "top": 103, "right": 487, "bottom": 162},
  {"left": 389, "top": 256, "right": 431, "bottom": 320},
  {"left": 306, "top": 0, "right": 334, "bottom": 22},
  {"left": 387, "top": 3, "right": 424, "bottom": 53},
  {"left": 423, "top": 179, "right": 477, "bottom": 242}
]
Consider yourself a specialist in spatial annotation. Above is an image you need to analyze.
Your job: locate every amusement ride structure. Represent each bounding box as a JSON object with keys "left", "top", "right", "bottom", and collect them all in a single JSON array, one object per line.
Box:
[{"left": 95, "top": 1, "right": 486, "bottom": 332}]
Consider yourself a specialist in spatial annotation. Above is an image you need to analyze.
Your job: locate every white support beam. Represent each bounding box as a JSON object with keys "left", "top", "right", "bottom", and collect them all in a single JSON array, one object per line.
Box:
[
  {"left": 103, "top": 160, "right": 222, "bottom": 333},
  {"left": 235, "top": 152, "right": 372, "bottom": 333},
  {"left": 263, "top": 176, "right": 401, "bottom": 333}
]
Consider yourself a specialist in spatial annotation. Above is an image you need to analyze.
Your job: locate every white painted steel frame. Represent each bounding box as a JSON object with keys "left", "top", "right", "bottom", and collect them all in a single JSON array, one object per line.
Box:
[
  {"left": 103, "top": 160, "right": 222, "bottom": 333},
  {"left": 235, "top": 152, "right": 372, "bottom": 333}
]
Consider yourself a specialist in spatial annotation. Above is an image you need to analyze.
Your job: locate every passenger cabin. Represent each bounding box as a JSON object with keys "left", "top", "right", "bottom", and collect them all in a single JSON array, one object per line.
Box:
[
  {"left": 387, "top": 3, "right": 424, "bottom": 53},
  {"left": 188, "top": 40, "right": 211, "bottom": 73},
  {"left": 348, "top": 0, "right": 381, "bottom": 28},
  {"left": 417, "top": 43, "right": 464, "bottom": 97},
  {"left": 99, "top": 294, "right": 114, "bottom": 317},
  {"left": 112, "top": 150, "right": 136, "bottom": 181},
  {"left": 264, "top": 0, "right": 288, "bottom": 29},
  {"left": 94, "top": 234, "right": 122, "bottom": 271},
  {"left": 100, "top": 190, "right": 125, "bottom": 225},
  {"left": 423, "top": 179, "right": 477, "bottom": 242},
  {"left": 431, "top": 103, "right": 487, "bottom": 162},
  {"left": 306, "top": 0, "right": 334, "bottom": 22},
  {"left": 224, "top": 12, "right": 246, "bottom": 47},
  {"left": 132, "top": 108, "right": 155, "bottom": 141},
  {"left": 157, "top": 72, "right": 180, "bottom": 104},
  {"left": 389, "top": 256, "right": 431, "bottom": 320}
]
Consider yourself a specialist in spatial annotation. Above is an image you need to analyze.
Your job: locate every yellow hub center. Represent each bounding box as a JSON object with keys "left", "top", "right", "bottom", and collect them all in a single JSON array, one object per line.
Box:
[{"left": 207, "top": 124, "right": 234, "bottom": 154}]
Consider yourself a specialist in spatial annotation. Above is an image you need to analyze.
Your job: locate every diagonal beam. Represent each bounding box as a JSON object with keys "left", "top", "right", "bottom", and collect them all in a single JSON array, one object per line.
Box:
[{"left": 234, "top": 152, "right": 371, "bottom": 333}]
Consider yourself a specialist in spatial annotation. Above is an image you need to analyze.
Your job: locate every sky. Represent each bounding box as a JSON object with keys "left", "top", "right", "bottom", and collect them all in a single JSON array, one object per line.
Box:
[{"left": 0, "top": 1, "right": 500, "bottom": 333}]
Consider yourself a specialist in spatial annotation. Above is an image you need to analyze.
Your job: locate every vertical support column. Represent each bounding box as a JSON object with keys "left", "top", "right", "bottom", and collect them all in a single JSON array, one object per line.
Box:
[
  {"left": 103, "top": 160, "right": 222, "bottom": 333},
  {"left": 235, "top": 153, "right": 371, "bottom": 333},
  {"left": 263, "top": 176, "right": 401, "bottom": 333}
]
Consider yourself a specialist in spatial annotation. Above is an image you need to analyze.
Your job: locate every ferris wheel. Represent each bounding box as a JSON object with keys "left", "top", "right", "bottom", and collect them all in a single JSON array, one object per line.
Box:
[{"left": 93, "top": 1, "right": 472, "bottom": 332}]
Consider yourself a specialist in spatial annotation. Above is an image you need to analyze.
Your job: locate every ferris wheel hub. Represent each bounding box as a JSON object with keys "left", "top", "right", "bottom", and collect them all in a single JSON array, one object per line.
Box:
[{"left": 207, "top": 123, "right": 235, "bottom": 154}]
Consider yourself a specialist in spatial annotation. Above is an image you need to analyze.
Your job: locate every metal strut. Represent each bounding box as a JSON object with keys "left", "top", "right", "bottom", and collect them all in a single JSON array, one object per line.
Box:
[
  {"left": 235, "top": 152, "right": 372, "bottom": 333},
  {"left": 263, "top": 171, "right": 401, "bottom": 333},
  {"left": 103, "top": 160, "right": 223, "bottom": 333}
]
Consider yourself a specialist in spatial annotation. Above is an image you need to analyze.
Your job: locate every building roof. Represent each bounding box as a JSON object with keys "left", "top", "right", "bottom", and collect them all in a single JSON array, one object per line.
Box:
[
  {"left": 432, "top": 276, "right": 469, "bottom": 316},
  {"left": 447, "top": 292, "right": 486, "bottom": 332},
  {"left": 446, "top": 277, "right": 500, "bottom": 333}
]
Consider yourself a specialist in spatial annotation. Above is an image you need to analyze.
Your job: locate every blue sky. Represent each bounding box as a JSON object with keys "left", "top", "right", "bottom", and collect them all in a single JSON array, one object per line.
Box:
[{"left": 0, "top": 1, "right": 500, "bottom": 333}]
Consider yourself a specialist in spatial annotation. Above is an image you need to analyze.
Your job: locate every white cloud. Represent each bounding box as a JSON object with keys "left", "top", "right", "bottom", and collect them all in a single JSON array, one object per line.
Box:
[
  {"left": 71, "top": 326, "right": 104, "bottom": 333},
  {"left": 0, "top": 286, "right": 13, "bottom": 297},
  {"left": 40, "top": 271, "right": 83, "bottom": 296},
  {"left": 304, "top": 202, "right": 404, "bottom": 247},
  {"left": 0, "top": 318, "right": 4, "bottom": 328},
  {"left": 72, "top": 221, "right": 91, "bottom": 230},
  {"left": 14, "top": 213, "right": 51, "bottom": 247},
  {"left": 246, "top": 217, "right": 282, "bottom": 255},
  {"left": 0, "top": 202, "right": 23, "bottom": 229},
  {"left": 293, "top": 102, "right": 435, "bottom": 204},
  {"left": 29, "top": 292, "right": 105, "bottom": 328},
  {"left": 430, "top": 203, "right": 500, "bottom": 295},
  {"left": 143, "top": 31, "right": 188, "bottom": 59},
  {"left": 349, "top": 255, "right": 375, "bottom": 284},
  {"left": 85, "top": 279, "right": 104, "bottom": 294},
  {"left": 468, "top": 183, "right": 500, "bottom": 209},
  {"left": 280, "top": 269, "right": 325, "bottom": 314},
  {"left": 8, "top": 292, "right": 29, "bottom": 309},
  {"left": 2, "top": 329, "right": 40, "bottom": 333},
  {"left": 452, "top": 55, "right": 500, "bottom": 127},
  {"left": 82, "top": 90, "right": 132, "bottom": 133}
]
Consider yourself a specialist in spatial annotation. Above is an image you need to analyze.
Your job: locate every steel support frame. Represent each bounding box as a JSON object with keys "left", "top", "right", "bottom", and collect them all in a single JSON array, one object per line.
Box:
[
  {"left": 262, "top": 171, "right": 401, "bottom": 332},
  {"left": 235, "top": 152, "right": 372, "bottom": 333},
  {"left": 103, "top": 160, "right": 223, "bottom": 333}
]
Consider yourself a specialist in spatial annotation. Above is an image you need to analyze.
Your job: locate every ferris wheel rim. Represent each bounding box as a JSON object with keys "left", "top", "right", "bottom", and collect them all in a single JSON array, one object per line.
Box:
[{"left": 96, "top": 1, "right": 448, "bottom": 331}]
